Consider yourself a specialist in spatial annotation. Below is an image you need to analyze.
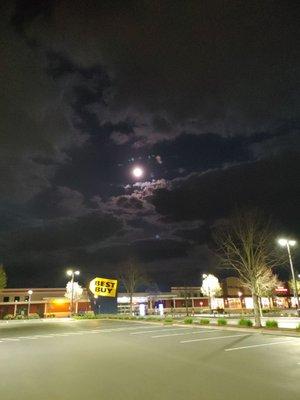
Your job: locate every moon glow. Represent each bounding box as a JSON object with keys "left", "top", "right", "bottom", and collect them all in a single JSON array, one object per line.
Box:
[{"left": 132, "top": 166, "right": 144, "bottom": 178}]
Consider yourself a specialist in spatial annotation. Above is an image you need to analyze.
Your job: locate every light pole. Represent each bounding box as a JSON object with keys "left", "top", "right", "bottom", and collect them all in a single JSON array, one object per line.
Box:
[
  {"left": 67, "top": 269, "right": 80, "bottom": 316},
  {"left": 278, "top": 239, "right": 299, "bottom": 315},
  {"left": 27, "top": 289, "right": 33, "bottom": 317}
]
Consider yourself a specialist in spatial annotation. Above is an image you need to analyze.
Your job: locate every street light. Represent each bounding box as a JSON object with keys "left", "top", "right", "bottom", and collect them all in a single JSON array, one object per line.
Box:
[
  {"left": 27, "top": 289, "right": 33, "bottom": 317},
  {"left": 278, "top": 238, "right": 299, "bottom": 314},
  {"left": 66, "top": 269, "right": 80, "bottom": 315}
]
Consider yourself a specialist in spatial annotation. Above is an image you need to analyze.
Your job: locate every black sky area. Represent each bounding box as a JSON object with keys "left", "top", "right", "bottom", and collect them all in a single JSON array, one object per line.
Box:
[{"left": 0, "top": 0, "right": 299, "bottom": 289}]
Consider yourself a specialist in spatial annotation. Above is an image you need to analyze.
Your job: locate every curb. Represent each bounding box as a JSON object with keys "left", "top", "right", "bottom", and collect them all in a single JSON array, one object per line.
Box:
[{"left": 82, "top": 317, "right": 300, "bottom": 337}]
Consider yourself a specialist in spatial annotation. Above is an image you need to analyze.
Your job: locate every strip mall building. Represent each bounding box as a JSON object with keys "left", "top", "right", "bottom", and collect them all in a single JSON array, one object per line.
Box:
[{"left": 0, "top": 277, "right": 293, "bottom": 318}]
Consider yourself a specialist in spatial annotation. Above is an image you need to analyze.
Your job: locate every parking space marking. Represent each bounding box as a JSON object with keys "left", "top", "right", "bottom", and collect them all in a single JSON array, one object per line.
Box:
[
  {"left": 33, "top": 335, "right": 55, "bottom": 338},
  {"left": 152, "top": 330, "right": 217, "bottom": 338},
  {"left": 37, "top": 335, "right": 55, "bottom": 338},
  {"left": 225, "top": 339, "right": 297, "bottom": 352},
  {"left": 110, "top": 326, "right": 153, "bottom": 332},
  {"left": 51, "top": 333, "right": 71, "bottom": 337},
  {"left": 181, "top": 333, "right": 249, "bottom": 344},
  {"left": 1, "top": 338, "right": 20, "bottom": 341},
  {"left": 131, "top": 328, "right": 190, "bottom": 335},
  {"left": 19, "top": 336, "right": 38, "bottom": 340}
]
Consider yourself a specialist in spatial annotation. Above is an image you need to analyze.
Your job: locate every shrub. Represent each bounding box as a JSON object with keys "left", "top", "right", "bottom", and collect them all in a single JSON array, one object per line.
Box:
[
  {"left": 3, "top": 314, "right": 14, "bottom": 320},
  {"left": 74, "top": 313, "right": 97, "bottom": 319},
  {"left": 146, "top": 316, "right": 157, "bottom": 321},
  {"left": 199, "top": 319, "right": 210, "bottom": 325},
  {"left": 265, "top": 320, "right": 278, "bottom": 329},
  {"left": 184, "top": 317, "right": 193, "bottom": 324},
  {"left": 238, "top": 318, "right": 253, "bottom": 327},
  {"left": 28, "top": 313, "right": 40, "bottom": 319},
  {"left": 217, "top": 318, "right": 227, "bottom": 326},
  {"left": 146, "top": 316, "right": 163, "bottom": 322},
  {"left": 164, "top": 317, "right": 173, "bottom": 324}
]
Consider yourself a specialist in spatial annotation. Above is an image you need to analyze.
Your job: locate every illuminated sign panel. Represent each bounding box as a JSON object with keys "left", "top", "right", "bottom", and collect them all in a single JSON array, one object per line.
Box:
[
  {"left": 275, "top": 286, "right": 288, "bottom": 293},
  {"left": 89, "top": 277, "right": 118, "bottom": 297}
]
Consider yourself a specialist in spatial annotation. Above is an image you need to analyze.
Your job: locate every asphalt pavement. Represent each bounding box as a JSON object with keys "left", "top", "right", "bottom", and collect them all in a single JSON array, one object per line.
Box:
[{"left": 0, "top": 319, "right": 299, "bottom": 400}]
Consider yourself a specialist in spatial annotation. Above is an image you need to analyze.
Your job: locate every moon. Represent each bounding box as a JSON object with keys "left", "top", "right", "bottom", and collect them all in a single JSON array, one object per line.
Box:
[{"left": 132, "top": 166, "right": 144, "bottom": 178}]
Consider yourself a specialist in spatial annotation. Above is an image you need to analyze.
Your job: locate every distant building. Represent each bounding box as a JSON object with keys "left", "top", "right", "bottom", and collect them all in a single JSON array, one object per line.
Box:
[
  {"left": 221, "top": 277, "right": 251, "bottom": 297},
  {"left": 0, "top": 278, "right": 294, "bottom": 318}
]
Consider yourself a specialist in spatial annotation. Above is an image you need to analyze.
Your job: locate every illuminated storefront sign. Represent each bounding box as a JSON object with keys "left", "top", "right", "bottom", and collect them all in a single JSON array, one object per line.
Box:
[
  {"left": 117, "top": 296, "right": 148, "bottom": 304},
  {"left": 89, "top": 277, "right": 118, "bottom": 297},
  {"left": 275, "top": 286, "right": 288, "bottom": 294}
]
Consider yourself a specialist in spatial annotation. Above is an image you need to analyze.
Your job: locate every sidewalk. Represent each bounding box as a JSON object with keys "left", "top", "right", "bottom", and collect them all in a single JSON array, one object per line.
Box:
[{"left": 195, "top": 315, "right": 300, "bottom": 329}]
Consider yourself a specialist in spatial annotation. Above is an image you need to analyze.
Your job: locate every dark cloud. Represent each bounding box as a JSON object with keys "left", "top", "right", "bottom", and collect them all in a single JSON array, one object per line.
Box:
[
  {"left": 0, "top": 5, "right": 85, "bottom": 201},
  {"left": 11, "top": 0, "right": 299, "bottom": 145},
  {"left": 152, "top": 151, "right": 300, "bottom": 231},
  {"left": 84, "top": 238, "right": 190, "bottom": 266},
  {"left": 173, "top": 224, "right": 210, "bottom": 245},
  {"left": 2, "top": 212, "right": 123, "bottom": 253},
  {"left": 0, "top": 2, "right": 299, "bottom": 287},
  {"left": 30, "top": 186, "right": 86, "bottom": 218},
  {"left": 115, "top": 196, "right": 144, "bottom": 210}
]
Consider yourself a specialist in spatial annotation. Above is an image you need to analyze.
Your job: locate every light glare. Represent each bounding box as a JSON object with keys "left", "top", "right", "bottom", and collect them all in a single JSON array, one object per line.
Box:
[
  {"left": 278, "top": 238, "right": 296, "bottom": 247},
  {"left": 132, "top": 167, "right": 143, "bottom": 178},
  {"left": 278, "top": 238, "right": 287, "bottom": 247}
]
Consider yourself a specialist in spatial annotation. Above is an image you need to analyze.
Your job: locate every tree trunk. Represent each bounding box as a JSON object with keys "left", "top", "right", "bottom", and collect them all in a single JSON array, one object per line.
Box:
[
  {"left": 209, "top": 296, "right": 212, "bottom": 313},
  {"left": 185, "top": 300, "right": 189, "bottom": 316},
  {"left": 252, "top": 293, "right": 261, "bottom": 327},
  {"left": 129, "top": 292, "right": 133, "bottom": 315},
  {"left": 258, "top": 297, "right": 263, "bottom": 317}
]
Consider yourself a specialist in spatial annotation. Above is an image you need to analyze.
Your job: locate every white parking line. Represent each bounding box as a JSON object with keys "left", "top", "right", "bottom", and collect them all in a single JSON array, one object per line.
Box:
[
  {"left": 0, "top": 338, "right": 20, "bottom": 341},
  {"left": 77, "top": 327, "right": 149, "bottom": 334},
  {"left": 19, "top": 336, "right": 38, "bottom": 340},
  {"left": 111, "top": 327, "right": 152, "bottom": 332},
  {"left": 18, "top": 336, "right": 34, "bottom": 339},
  {"left": 37, "top": 335, "right": 55, "bottom": 338},
  {"left": 152, "top": 330, "right": 217, "bottom": 338},
  {"left": 225, "top": 339, "right": 297, "bottom": 352},
  {"left": 51, "top": 333, "right": 71, "bottom": 337},
  {"left": 131, "top": 328, "right": 190, "bottom": 335},
  {"left": 181, "top": 333, "right": 249, "bottom": 344}
]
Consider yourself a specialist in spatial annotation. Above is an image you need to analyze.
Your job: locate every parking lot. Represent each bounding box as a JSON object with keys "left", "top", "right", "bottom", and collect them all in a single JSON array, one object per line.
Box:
[{"left": 0, "top": 319, "right": 299, "bottom": 399}]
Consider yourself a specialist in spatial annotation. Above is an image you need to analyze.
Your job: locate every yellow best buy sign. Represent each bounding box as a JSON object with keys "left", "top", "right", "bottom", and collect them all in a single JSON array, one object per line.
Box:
[{"left": 89, "top": 277, "right": 118, "bottom": 297}]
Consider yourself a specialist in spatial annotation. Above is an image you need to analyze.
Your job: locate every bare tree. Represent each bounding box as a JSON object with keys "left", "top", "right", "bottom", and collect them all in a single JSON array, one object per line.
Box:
[
  {"left": 179, "top": 287, "right": 194, "bottom": 316},
  {"left": 252, "top": 267, "right": 279, "bottom": 316},
  {"left": 288, "top": 279, "right": 300, "bottom": 295},
  {"left": 214, "top": 210, "right": 281, "bottom": 327},
  {"left": 119, "top": 260, "right": 148, "bottom": 315}
]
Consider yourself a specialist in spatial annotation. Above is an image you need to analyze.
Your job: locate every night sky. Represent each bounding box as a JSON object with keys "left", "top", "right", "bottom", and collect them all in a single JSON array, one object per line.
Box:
[{"left": 0, "top": 0, "right": 299, "bottom": 289}]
